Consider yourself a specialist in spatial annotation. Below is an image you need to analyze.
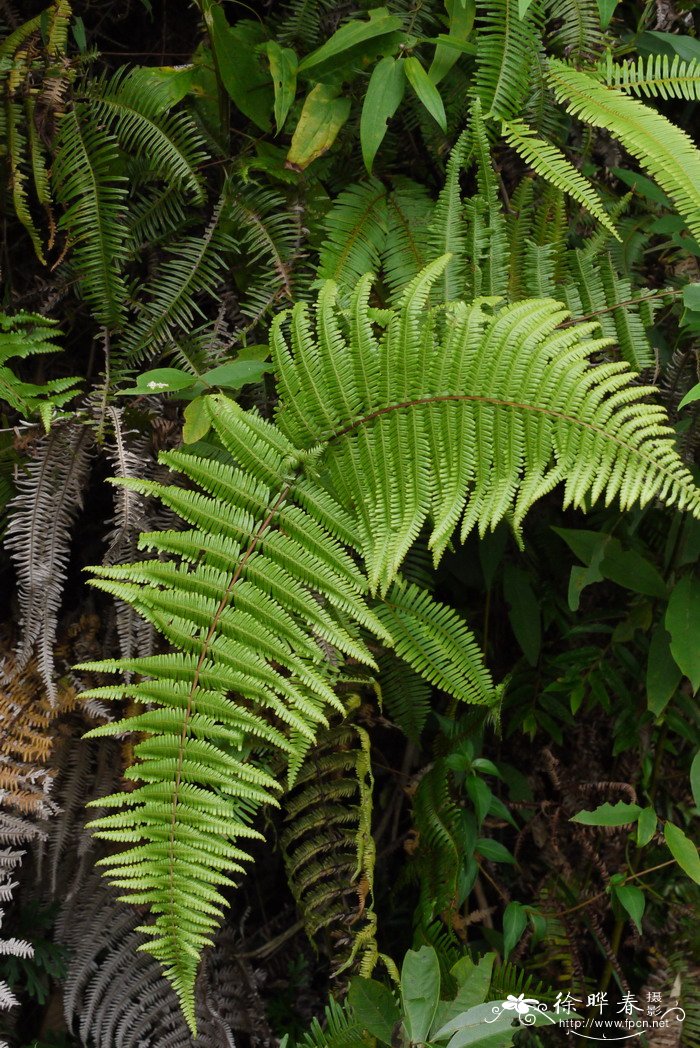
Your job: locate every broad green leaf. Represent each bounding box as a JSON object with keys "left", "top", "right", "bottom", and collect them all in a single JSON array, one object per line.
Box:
[
  {"left": 204, "top": 8, "right": 273, "bottom": 130},
  {"left": 286, "top": 84, "right": 351, "bottom": 170},
  {"left": 120, "top": 368, "right": 196, "bottom": 395},
  {"left": 201, "top": 360, "right": 272, "bottom": 389},
  {"left": 401, "top": 946, "right": 441, "bottom": 1044},
  {"left": 571, "top": 801, "right": 642, "bottom": 826},
  {"left": 691, "top": 752, "right": 700, "bottom": 810},
  {"left": 348, "top": 977, "right": 399, "bottom": 1046},
  {"left": 465, "top": 775, "right": 492, "bottom": 827},
  {"left": 678, "top": 383, "right": 700, "bottom": 411},
  {"left": 611, "top": 167, "right": 670, "bottom": 207},
  {"left": 502, "top": 901, "right": 527, "bottom": 959},
  {"left": 637, "top": 807, "right": 658, "bottom": 847},
  {"left": 266, "top": 42, "right": 297, "bottom": 134},
  {"left": 666, "top": 576, "right": 700, "bottom": 692},
  {"left": 613, "top": 884, "right": 645, "bottom": 933},
  {"left": 182, "top": 397, "right": 211, "bottom": 444},
  {"left": 553, "top": 528, "right": 666, "bottom": 598},
  {"left": 597, "top": 0, "right": 619, "bottom": 29},
  {"left": 474, "top": 838, "right": 515, "bottom": 864},
  {"left": 503, "top": 564, "right": 540, "bottom": 665},
  {"left": 434, "top": 1001, "right": 511, "bottom": 1042},
  {"left": 428, "top": 0, "right": 475, "bottom": 85},
  {"left": 664, "top": 822, "right": 700, "bottom": 884},
  {"left": 637, "top": 30, "right": 700, "bottom": 65},
  {"left": 646, "top": 625, "right": 681, "bottom": 716},
  {"left": 683, "top": 284, "right": 700, "bottom": 312},
  {"left": 297, "top": 8, "right": 403, "bottom": 75},
  {"left": 404, "top": 56, "right": 447, "bottom": 131},
  {"left": 361, "top": 56, "right": 406, "bottom": 173},
  {"left": 519, "top": 0, "right": 535, "bottom": 14}
]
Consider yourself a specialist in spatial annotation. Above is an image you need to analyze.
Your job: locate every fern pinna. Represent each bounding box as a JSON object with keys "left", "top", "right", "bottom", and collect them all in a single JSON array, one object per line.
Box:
[{"left": 80, "top": 256, "right": 700, "bottom": 1028}]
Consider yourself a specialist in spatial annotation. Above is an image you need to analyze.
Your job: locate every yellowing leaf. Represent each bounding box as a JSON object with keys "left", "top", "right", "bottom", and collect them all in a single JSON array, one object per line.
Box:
[{"left": 286, "top": 85, "right": 351, "bottom": 171}]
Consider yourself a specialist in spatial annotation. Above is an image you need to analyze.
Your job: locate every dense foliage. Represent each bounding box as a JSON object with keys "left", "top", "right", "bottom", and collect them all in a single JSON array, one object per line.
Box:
[{"left": 0, "top": 1, "right": 699, "bottom": 1046}]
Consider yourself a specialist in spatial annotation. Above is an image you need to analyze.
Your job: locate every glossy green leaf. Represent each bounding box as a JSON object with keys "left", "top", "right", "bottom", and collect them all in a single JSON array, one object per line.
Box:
[
  {"left": 571, "top": 801, "right": 642, "bottom": 826},
  {"left": 201, "top": 360, "right": 272, "bottom": 389},
  {"left": 428, "top": 0, "right": 475, "bottom": 85},
  {"left": 691, "top": 752, "right": 700, "bottom": 810},
  {"left": 475, "top": 838, "right": 515, "bottom": 864},
  {"left": 613, "top": 884, "right": 645, "bottom": 933},
  {"left": 637, "top": 807, "right": 657, "bottom": 847},
  {"left": 519, "top": 0, "right": 535, "bottom": 14},
  {"left": 647, "top": 625, "right": 682, "bottom": 716},
  {"left": 401, "top": 946, "right": 441, "bottom": 1044},
  {"left": 678, "top": 383, "right": 700, "bottom": 410},
  {"left": 664, "top": 822, "right": 700, "bottom": 884},
  {"left": 182, "top": 396, "right": 211, "bottom": 444},
  {"left": 266, "top": 42, "right": 297, "bottom": 134},
  {"left": 297, "top": 8, "right": 403, "bottom": 75},
  {"left": 666, "top": 576, "right": 700, "bottom": 692},
  {"left": 348, "top": 977, "right": 399, "bottom": 1046},
  {"left": 361, "top": 57, "right": 406, "bottom": 173},
  {"left": 597, "top": 0, "right": 619, "bottom": 29},
  {"left": 637, "top": 30, "right": 700, "bottom": 64},
  {"left": 502, "top": 900, "right": 527, "bottom": 959},
  {"left": 404, "top": 56, "right": 447, "bottom": 131},
  {"left": 120, "top": 368, "right": 196, "bottom": 396},
  {"left": 286, "top": 84, "right": 351, "bottom": 170},
  {"left": 503, "top": 563, "right": 541, "bottom": 665},
  {"left": 205, "top": 8, "right": 272, "bottom": 130}
]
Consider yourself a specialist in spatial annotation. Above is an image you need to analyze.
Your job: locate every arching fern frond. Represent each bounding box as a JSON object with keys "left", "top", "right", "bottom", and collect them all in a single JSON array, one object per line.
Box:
[
  {"left": 80, "top": 68, "right": 208, "bottom": 201},
  {"left": 382, "top": 178, "right": 432, "bottom": 304},
  {"left": 547, "top": 60, "right": 700, "bottom": 242},
  {"left": 501, "top": 118, "right": 618, "bottom": 238},
  {"left": 599, "top": 51, "right": 700, "bottom": 101}
]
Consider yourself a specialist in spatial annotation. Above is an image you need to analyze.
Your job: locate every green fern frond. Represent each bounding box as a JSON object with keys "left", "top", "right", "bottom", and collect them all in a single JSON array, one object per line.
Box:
[
  {"left": 316, "top": 179, "right": 388, "bottom": 292},
  {"left": 117, "top": 189, "right": 236, "bottom": 361},
  {"left": 273, "top": 256, "right": 700, "bottom": 591},
  {"left": 470, "top": 103, "right": 508, "bottom": 297},
  {"left": 501, "top": 118, "right": 619, "bottom": 239},
  {"left": 80, "top": 68, "right": 208, "bottom": 201},
  {"left": 382, "top": 178, "right": 433, "bottom": 303},
  {"left": 282, "top": 718, "right": 379, "bottom": 975},
  {"left": 546, "top": 0, "right": 606, "bottom": 58},
  {"left": 547, "top": 59, "right": 700, "bottom": 241},
  {"left": 411, "top": 759, "right": 463, "bottom": 923},
  {"left": 600, "top": 51, "right": 700, "bottom": 101},
  {"left": 474, "top": 0, "right": 543, "bottom": 119},
  {"left": 375, "top": 582, "right": 495, "bottom": 706},
  {"left": 52, "top": 108, "right": 129, "bottom": 329},
  {"left": 5, "top": 98, "right": 45, "bottom": 262},
  {"left": 428, "top": 128, "right": 471, "bottom": 303},
  {"left": 230, "top": 183, "right": 301, "bottom": 322}
]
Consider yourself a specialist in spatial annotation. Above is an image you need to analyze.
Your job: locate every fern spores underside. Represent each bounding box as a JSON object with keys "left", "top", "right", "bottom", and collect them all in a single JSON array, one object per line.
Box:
[{"left": 80, "top": 256, "right": 700, "bottom": 1029}]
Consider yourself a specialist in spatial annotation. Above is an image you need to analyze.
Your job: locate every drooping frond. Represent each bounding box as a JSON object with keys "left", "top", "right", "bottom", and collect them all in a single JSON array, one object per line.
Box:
[
  {"left": 501, "top": 119, "right": 618, "bottom": 238},
  {"left": 410, "top": 759, "right": 463, "bottom": 925},
  {"left": 4, "top": 422, "right": 92, "bottom": 695},
  {"left": 117, "top": 189, "right": 236, "bottom": 362},
  {"left": 375, "top": 582, "right": 496, "bottom": 706},
  {"left": 52, "top": 109, "right": 129, "bottom": 330},
  {"left": 80, "top": 69, "right": 207, "bottom": 201},
  {"left": 229, "top": 182, "right": 301, "bottom": 322},
  {"left": 316, "top": 180, "right": 388, "bottom": 292},
  {"left": 281, "top": 718, "right": 380, "bottom": 976},
  {"left": 474, "top": 0, "right": 543, "bottom": 119},
  {"left": 599, "top": 51, "right": 700, "bottom": 101},
  {"left": 547, "top": 60, "right": 700, "bottom": 241},
  {"left": 545, "top": 0, "right": 606, "bottom": 58}
]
